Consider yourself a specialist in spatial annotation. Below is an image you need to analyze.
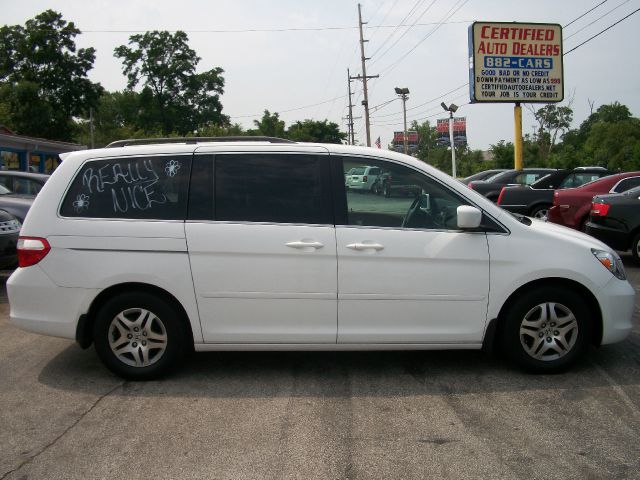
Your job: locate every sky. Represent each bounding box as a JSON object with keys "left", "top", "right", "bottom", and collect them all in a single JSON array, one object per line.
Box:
[{"left": 3, "top": 0, "right": 640, "bottom": 150}]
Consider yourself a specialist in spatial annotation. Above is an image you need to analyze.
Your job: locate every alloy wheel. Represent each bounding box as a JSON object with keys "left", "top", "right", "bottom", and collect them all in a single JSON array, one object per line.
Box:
[
  {"left": 108, "top": 308, "right": 168, "bottom": 367},
  {"left": 519, "top": 302, "right": 578, "bottom": 361}
]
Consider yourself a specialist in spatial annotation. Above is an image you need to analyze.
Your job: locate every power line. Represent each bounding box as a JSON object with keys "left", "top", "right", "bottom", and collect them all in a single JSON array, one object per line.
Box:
[
  {"left": 371, "top": 83, "right": 469, "bottom": 119},
  {"left": 565, "top": 7, "right": 640, "bottom": 54},
  {"left": 377, "top": 0, "right": 470, "bottom": 76},
  {"left": 229, "top": 94, "right": 347, "bottom": 119},
  {"left": 563, "top": 0, "right": 609, "bottom": 28},
  {"left": 564, "top": 0, "right": 632, "bottom": 40},
  {"left": 371, "top": 0, "right": 438, "bottom": 66},
  {"left": 81, "top": 20, "right": 472, "bottom": 34},
  {"left": 368, "top": 0, "right": 429, "bottom": 58}
]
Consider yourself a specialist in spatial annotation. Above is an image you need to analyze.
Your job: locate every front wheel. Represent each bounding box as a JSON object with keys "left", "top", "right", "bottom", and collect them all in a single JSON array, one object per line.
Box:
[
  {"left": 500, "top": 287, "right": 591, "bottom": 373},
  {"left": 93, "top": 292, "right": 187, "bottom": 380}
]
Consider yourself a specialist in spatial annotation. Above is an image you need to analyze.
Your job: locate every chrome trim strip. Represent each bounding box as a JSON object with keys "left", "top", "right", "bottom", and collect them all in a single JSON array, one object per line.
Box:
[
  {"left": 200, "top": 292, "right": 335, "bottom": 300},
  {"left": 194, "top": 343, "right": 483, "bottom": 351}
]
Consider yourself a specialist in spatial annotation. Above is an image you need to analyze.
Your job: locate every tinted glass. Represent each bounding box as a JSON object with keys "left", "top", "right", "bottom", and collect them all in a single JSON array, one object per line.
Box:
[
  {"left": 559, "top": 172, "right": 606, "bottom": 189},
  {"left": 341, "top": 158, "right": 468, "bottom": 230},
  {"left": 514, "top": 172, "right": 547, "bottom": 185},
  {"left": 213, "top": 154, "right": 331, "bottom": 224},
  {"left": 60, "top": 155, "right": 191, "bottom": 219},
  {"left": 613, "top": 176, "right": 640, "bottom": 193}
]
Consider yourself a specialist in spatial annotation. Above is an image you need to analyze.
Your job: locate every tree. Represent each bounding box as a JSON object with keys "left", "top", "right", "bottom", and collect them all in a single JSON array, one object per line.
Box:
[
  {"left": 530, "top": 104, "right": 573, "bottom": 162},
  {"left": 114, "top": 30, "right": 227, "bottom": 135},
  {"left": 286, "top": 119, "right": 346, "bottom": 143},
  {"left": 252, "top": 110, "right": 286, "bottom": 137},
  {"left": 0, "top": 10, "right": 102, "bottom": 140}
]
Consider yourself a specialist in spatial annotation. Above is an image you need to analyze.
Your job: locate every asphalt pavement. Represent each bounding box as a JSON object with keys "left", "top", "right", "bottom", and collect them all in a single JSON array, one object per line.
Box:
[{"left": 0, "top": 259, "right": 639, "bottom": 480}]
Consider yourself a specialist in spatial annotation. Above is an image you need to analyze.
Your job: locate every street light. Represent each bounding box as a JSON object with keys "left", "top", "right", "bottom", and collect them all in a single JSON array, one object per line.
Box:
[
  {"left": 395, "top": 87, "right": 410, "bottom": 154},
  {"left": 441, "top": 102, "right": 459, "bottom": 178}
]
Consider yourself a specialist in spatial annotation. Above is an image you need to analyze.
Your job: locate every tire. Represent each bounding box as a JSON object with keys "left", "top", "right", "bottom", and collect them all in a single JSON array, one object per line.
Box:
[
  {"left": 631, "top": 232, "right": 640, "bottom": 262},
  {"left": 530, "top": 204, "right": 551, "bottom": 221},
  {"left": 93, "top": 291, "right": 188, "bottom": 380},
  {"left": 500, "top": 287, "right": 592, "bottom": 373}
]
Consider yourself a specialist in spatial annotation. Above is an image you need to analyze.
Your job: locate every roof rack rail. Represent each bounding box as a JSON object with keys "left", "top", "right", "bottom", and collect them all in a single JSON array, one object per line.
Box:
[{"left": 105, "top": 136, "right": 295, "bottom": 148}]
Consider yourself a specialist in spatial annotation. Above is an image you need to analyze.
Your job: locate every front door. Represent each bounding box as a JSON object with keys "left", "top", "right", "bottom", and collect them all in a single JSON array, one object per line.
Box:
[
  {"left": 335, "top": 156, "right": 490, "bottom": 344},
  {"left": 185, "top": 150, "right": 338, "bottom": 343}
]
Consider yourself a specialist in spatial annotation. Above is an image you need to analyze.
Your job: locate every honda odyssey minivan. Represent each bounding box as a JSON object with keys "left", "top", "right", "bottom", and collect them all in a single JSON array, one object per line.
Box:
[{"left": 7, "top": 137, "right": 635, "bottom": 379}]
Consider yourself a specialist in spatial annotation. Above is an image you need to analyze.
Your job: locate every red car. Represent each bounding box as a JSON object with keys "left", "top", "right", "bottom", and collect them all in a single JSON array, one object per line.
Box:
[{"left": 548, "top": 172, "right": 640, "bottom": 230}]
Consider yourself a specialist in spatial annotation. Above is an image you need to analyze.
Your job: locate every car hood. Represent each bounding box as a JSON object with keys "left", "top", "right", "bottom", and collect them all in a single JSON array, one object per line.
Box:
[{"left": 529, "top": 217, "right": 610, "bottom": 251}]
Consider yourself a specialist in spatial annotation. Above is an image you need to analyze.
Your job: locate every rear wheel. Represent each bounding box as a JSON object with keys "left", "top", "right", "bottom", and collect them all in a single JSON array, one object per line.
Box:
[
  {"left": 631, "top": 232, "right": 640, "bottom": 262},
  {"left": 500, "top": 287, "right": 591, "bottom": 373},
  {"left": 530, "top": 204, "right": 551, "bottom": 221},
  {"left": 93, "top": 292, "right": 187, "bottom": 380}
]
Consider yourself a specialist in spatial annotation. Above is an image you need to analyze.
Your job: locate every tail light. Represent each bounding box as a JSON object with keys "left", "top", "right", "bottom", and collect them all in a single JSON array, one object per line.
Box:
[
  {"left": 591, "top": 202, "right": 610, "bottom": 217},
  {"left": 363, "top": 175, "right": 368, "bottom": 182},
  {"left": 468, "top": 182, "right": 474, "bottom": 190},
  {"left": 497, "top": 187, "right": 506, "bottom": 205},
  {"left": 17, "top": 237, "right": 51, "bottom": 267}
]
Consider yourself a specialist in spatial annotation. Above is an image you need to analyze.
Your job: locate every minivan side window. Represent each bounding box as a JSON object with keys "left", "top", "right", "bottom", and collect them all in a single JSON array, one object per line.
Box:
[
  {"left": 60, "top": 155, "right": 192, "bottom": 219},
  {"left": 189, "top": 153, "right": 332, "bottom": 225},
  {"left": 340, "top": 158, "right": 468, "bottom": 230}
]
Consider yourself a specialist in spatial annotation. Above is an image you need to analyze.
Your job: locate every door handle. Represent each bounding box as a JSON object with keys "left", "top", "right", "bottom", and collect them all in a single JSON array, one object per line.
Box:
[
  {"left": 346, "top": 242, "right": 384, "bottom": 251},
  {"left": 286, "top": 240, "right": 324, "bottom": 251}
]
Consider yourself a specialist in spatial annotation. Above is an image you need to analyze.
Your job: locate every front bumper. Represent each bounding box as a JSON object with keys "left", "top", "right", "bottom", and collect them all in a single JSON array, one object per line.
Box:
[{"left": 597, "top": 275, "right": 635, "bottom": 345}]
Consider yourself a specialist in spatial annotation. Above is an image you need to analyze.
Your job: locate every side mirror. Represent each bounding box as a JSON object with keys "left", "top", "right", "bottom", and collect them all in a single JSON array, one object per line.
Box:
[{"left": 457, "top": 205, "right": 482, "bottom": 229}]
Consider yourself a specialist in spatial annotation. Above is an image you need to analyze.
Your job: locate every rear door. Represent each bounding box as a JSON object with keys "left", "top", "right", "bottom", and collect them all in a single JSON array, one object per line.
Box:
[{"left": 186, "top": 147, "right": 338, "bottom": 343}]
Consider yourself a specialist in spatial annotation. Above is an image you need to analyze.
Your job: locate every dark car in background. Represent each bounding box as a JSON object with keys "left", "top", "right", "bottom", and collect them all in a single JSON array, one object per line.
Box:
[
  {"left": 0, "top": 184, "right": 36, "bottom": 223},
  {"left": 467, "top": 168, "right": 556, "bottom": 202},
  {"left": 549, "top": 172, "right": 640, "bottom": 230},
  {"left": 460, "top": 169, "right": 508, "bottom": 186},
  {"left": 0, "top": 209, "right": 21, "bottom": 269},
  {"left": 586, "top": 186, "right": 640, "bottom": 260},
  {"left": 0, "top": 171, "right": 49, "bottom": 196},
  {"left": 497, "top": 167, "right": 611, "bottom": 221}
]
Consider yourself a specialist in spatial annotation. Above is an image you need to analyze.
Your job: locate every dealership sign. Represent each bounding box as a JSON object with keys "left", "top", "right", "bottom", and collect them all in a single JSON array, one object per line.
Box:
[{"left": 468, "top": 22, "right": 563, "bottom": 103}]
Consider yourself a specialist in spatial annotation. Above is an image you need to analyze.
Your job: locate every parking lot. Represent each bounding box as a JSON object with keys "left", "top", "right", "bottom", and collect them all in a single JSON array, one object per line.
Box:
[{"left": 0, "top": 260, "right": 638, "bottom": 480}]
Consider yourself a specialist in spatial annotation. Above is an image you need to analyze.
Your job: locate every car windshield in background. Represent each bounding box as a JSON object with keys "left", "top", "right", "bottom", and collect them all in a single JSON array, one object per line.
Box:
[
  {"left": 0, "top": 185, "right": 12, "bottom": 195},
  {"left": 350, "top": 167, "right": 366, "bottom": 175}
]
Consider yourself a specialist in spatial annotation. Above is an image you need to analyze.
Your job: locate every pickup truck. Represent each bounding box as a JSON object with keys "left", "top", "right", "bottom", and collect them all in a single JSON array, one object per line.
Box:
[{"left": 497, "top": 168, "right": 611, "bottom": 221}]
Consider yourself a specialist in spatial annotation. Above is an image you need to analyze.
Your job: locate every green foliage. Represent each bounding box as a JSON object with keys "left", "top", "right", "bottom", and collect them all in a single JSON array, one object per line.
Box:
[
  {"left": 251, "top": 110, "right": 286, "bottom": 137},
  {"left": 114, "top": 30, "right": 227, "bottom": 135},
  {"left": 287, "top": 119, "right": 346, "bottom": 143},
  {"left": 0, "top": 10, "right": 102, "bottom": 140}
]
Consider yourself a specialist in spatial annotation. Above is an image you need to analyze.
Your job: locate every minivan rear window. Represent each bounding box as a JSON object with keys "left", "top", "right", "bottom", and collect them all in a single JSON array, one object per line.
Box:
[{"left": 60, "top": 155, "right": 192, "bottom": 219}]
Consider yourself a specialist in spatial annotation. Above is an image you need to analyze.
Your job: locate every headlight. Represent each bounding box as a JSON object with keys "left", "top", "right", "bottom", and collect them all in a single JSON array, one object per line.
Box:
[{"left": 591, "top": 249, "right": 626, "bottom": 280}]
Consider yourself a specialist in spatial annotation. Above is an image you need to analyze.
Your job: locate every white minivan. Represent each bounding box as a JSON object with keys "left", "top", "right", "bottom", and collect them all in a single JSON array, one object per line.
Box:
[{"left": 7, "top": 137, "right": 635, "bottom": 379}]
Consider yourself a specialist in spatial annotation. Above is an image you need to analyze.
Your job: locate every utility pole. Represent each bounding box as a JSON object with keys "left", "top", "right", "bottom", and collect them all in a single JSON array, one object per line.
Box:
[
  {"left": 89, "top": 107, "right": 95, "bottom": 149},
  {"left": 347, "top": 69, "right": 355, "bottom": 145},
  {"left": 395, "top": 87, "right": 410, "bottom": 154},
  {"left": 354, "top": 3, "right": 379, "bottom": 147}
]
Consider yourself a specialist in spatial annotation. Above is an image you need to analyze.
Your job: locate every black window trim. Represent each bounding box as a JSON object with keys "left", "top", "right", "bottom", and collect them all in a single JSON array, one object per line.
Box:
[
  {"left": 330, "top": 153, "right": 509, "bottom": 234},
  {"left": 57, "top": 152, "right": 194, "bottom": 221},
  {"left": 187, "top": 151, "right": 335, "bottom": 227}
]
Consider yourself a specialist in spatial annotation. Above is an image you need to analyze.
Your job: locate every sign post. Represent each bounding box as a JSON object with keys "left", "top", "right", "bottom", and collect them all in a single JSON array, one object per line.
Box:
[{"left": 468, "top": 22, "right": 564, "bottom": 169}]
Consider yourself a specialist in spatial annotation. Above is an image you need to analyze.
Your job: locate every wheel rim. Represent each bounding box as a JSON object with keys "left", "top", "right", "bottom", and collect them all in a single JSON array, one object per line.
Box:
[
  {"left": 108, "top": 308, "right": 167, "bottom": 367},
  {"left": 519, "top": 302, "right": 578, "bottom": 361},
  {"left": 533, "top": 208, "right": 549, "bottom": 221},
  {"left": 635, "top": 239, "right": 640, "bottom": 258}
]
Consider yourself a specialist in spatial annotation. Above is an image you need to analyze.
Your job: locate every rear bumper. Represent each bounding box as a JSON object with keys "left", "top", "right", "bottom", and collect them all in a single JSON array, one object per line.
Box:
[
  {"left": 585, "top": 222, "right": 630, "bottom": 252},
  {"left": 7, "top": 265, "right": 98, "bottom": 340},
  {"left": 597, "top": 276, "right": 635, "bottom": 345}
]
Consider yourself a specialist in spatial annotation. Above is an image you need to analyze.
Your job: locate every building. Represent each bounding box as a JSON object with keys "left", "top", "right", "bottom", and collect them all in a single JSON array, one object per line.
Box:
[{"left": 0, "top": 125, "right": 86, "bottom": 173}]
